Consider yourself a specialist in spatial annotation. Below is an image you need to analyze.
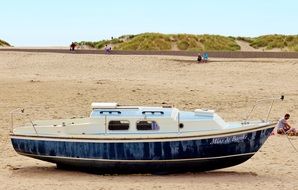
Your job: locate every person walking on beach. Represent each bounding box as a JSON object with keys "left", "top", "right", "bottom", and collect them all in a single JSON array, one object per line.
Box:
[
  {"left": 70, "top": 42, "right": 76, "bottom": 51},
  {"left": 104, "top": 44, "right": 112, "bottom": 54},
  {"left": 276, "top": 113, "right": 297, "bottom": 135}
]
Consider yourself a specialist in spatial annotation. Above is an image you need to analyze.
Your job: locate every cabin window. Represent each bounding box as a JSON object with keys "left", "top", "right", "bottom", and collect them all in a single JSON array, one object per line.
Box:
[
  {"left": 108, "top": 120, "right": 129, "bottom": 130},
  {"left": 136, "top": 120, "right": 159, "bottom": 131},
  {"left": 142, "top": 111, "right": 164, "bottom": 115},
  {"left": 100, "top": 111, "right": 121, "bottom": 115}
]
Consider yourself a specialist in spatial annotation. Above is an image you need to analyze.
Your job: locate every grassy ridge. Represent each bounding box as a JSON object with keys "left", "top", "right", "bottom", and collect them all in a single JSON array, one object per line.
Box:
[
  {"left": 249, "top": 34, "right": 298, "bottom": 51},
  {"left": 78, "top": 33, "right": 240, "bottom": 51},
  {"left": 77, "top": 33, "right": 298, "bottom": 52},
  {"left": 78, "top": 38, "right": 123, "bottom": 49},
  {"left": 0, "top": 39, "right": 10, "bottom": 47},
  {"left": 116, "top": 33, "right": 240, "bottom": 51},
  {"left": 116, "top": 33, "right": 172, "bottom": 51}
]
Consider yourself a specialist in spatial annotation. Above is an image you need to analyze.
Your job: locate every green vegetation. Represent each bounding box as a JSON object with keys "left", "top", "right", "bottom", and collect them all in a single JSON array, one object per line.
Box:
[
  {"left": 0, "top": 39, "right": 10, "bottom": 46},
  {"left": 77, "top": 33, "right": 298, "bottom": 52},
  {"left": 77, "top": 33, "right": 240, "bottom": 51},
  {"left": 197, "top": 35, "right": 240, "bottom": 51},
  {"left": 116, "top": 33, "right": 172, "bottom": 50},
  {"left": 115, "top": 33, "right": 240, "bottom": 51},
  {"left": 77, "top": 38, "right": 123, "bottom": 49},
  {"left": 76, "top": 36, "right": 131, "bottom": 49},
  {"left": 249, "top": 34, "right": 298, "bottom": 51}
]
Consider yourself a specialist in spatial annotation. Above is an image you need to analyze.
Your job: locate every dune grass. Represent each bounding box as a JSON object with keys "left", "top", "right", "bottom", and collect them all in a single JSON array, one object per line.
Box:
[
  {"left": 198, "top": 35, "right": 240, "bottom": 51},
  {"left": 115, "top": 33, "right": 172, "bottom": 50},
  {"left": 114, "top": 33, "right": 240, "bottom": 51},
  {"left": 249, "top": 34, "right": 298, "bottom": 51},
  {"left": 77, "top": 33, "right": 240, "bottom": 51},
  {"left": 0, "top": 39, "right": 10, "bottom": 46},
  {"left": 77, "top": 35, "right": 124, "bottom": 49},
  {"left": 77, "top": 38, "right": 124, "bottom": 49},
  {"left": 77, "top": 33, "right": 298, "bottom": 52}
]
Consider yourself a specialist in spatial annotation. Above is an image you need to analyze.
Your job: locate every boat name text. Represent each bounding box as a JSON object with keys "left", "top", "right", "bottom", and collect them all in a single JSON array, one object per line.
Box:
[{"left": 210, "top": 135, "right": 247, "bottom": 144}]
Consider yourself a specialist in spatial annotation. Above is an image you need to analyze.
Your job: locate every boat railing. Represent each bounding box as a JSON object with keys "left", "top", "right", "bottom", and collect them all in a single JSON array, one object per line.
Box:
[
  {"left": 10, "top": 108, "right": 38, "bottom": 135},
  {"left": 244, "top": 95, "right": 284, "bottom": 123},
  {"left": 10, "top": 109, "right": 182, "bottom": 136},
  {"left": 177, "top": 112, "right": 181, "bottom": 134},
  {"left": 104, "top": 115, "right": 107, "bottom": 135}
]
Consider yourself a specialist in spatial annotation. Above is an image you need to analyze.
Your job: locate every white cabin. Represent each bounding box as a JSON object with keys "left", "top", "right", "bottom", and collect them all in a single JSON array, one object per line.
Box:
[{"left": 12, "top": 102, "right": 240, "bottom": 137}]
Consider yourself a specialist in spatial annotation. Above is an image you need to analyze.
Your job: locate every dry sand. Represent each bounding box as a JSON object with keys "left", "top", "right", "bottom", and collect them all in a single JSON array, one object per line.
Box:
[
  {"left": 236, "top": 40, "right": 260, "bottom": 52},
  {"left": 0, "top": 51, "right": 298, "bottom": 190}
]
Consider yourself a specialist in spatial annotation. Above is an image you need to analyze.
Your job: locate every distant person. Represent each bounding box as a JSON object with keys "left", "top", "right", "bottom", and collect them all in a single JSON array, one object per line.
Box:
[
  {"left": 105, "top": 44, "right": 112, "bottom": 54},
  {"left": 104, "top": 44, "right": 108, "bottom": 53},
  {"left": 202, "top": 52, "right": 209, "bottom": 63},
  {"left": 277, "top": 113, "right": 297, "bottom": 135},
  {"left": 197, "top": 53, "right": 202, "bottom": 63},
  {"left": 70, "top": 42, "right": 76, "bottom": 51}
]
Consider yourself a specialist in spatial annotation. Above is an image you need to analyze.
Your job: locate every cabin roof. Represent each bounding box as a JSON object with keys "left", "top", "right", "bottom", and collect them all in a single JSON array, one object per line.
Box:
[{"left": 90, "top": 103, "right": 214, "bottom": 120}]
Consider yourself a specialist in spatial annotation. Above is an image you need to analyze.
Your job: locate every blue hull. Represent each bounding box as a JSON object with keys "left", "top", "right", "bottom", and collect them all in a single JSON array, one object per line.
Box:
[{"left": 11, "top": 127, "right": 273, "bottom": 173}]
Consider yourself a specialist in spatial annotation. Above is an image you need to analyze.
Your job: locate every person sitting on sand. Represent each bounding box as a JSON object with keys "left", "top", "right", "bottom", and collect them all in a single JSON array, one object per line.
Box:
[
  {"left": 277, "top": 113, "right": 297, "bottom": 135},
  {"left": 202, "top": 52, "right": 209, "bottom": 63},
  {"left": 197, "top": 53, "right": 202, "bottom": 63}
]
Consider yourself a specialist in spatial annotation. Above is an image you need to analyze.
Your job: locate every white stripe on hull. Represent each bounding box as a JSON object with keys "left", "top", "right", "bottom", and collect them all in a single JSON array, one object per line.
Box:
[{"left": 18, "top": 152, "right": 255, "bottom": 163}]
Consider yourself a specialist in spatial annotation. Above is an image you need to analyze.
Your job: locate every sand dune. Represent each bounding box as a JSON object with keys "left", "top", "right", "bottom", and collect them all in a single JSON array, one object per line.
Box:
[{"left": 0, "top": 51, "right": 297, "bottom": 190}]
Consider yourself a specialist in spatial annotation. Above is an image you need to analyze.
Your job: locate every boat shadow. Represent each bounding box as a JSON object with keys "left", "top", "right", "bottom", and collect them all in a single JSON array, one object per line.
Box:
[
  {"left": 190, "top": 170, "right": 258, "bottom": 177},
  {"left": 11, "top": 165, "right": 260, "bottom": 178}
]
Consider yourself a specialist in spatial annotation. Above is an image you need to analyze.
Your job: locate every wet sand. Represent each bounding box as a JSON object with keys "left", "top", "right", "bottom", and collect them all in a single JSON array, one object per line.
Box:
[{"left": 0, "top": 51, "right": 297, "bottom": 190}]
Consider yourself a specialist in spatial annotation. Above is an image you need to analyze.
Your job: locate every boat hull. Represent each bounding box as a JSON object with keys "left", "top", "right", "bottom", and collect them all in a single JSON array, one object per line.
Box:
[{"left": 11, "top": 126, "right": 274, "bottom": 173}]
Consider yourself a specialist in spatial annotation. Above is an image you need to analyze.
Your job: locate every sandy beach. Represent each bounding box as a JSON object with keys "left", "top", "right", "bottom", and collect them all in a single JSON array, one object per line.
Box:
[{"left": 0, "top": 51, "right": 298, "bottom": 190}]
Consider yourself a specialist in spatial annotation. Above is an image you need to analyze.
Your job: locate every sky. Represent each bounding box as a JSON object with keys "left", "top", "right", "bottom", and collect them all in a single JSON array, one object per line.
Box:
[{"left": 1, "top": 0, "right": 298, "bottom": 46}]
